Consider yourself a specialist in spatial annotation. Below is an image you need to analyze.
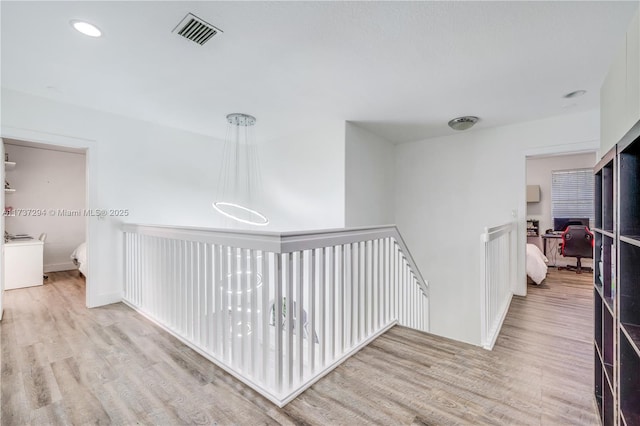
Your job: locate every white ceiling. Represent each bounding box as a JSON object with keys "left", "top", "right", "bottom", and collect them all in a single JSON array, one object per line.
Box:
[{"left": 1, "top": 1, "right": 637, "bottom": 144}]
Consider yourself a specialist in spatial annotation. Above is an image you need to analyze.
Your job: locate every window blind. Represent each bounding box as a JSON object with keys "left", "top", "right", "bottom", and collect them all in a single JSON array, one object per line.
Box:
[{"left": 551, "top": 168, "right": 594, "bottom": 222}]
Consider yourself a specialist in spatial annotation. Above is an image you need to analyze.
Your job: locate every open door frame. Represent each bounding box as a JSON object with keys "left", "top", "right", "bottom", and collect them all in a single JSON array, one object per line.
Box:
[
  {"left": 520, "top": 139, "right": 599, "bottom": 298},
  {"left": 0, "top": 128, "right": 96, "bottom": 308},
  {"left": 1, "top": 140, "right": 5, "bottom": 320}
]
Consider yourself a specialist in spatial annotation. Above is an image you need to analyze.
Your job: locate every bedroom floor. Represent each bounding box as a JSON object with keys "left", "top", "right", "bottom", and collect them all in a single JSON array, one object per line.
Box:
[{"left": 1, "top": 268, "right": 597, "bottom": 425}]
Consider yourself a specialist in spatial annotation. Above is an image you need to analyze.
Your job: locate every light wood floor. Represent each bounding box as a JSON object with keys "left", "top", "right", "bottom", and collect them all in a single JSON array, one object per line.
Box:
[{"left": 1, "top": 269, "right": 598, "bottom": 425}]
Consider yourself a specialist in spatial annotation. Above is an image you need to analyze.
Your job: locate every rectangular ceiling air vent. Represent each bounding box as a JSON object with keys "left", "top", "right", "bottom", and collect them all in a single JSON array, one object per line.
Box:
[{"left": 173, "top": 13, "right": 222, "bottom": 46}]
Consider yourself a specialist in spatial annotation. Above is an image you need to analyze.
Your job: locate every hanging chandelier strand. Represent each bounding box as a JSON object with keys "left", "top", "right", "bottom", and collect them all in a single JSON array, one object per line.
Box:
[{"left": 213, "top": 113, "right": 269, "bottom": 227}]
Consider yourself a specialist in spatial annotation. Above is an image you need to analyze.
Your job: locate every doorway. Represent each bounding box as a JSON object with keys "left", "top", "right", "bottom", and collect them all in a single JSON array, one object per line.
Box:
[
  {"left": 0, "top": 131, "right": 95, "bottom": 319},
  {"left": 4, "top": 137, "right": 87, "bottom": 278},
  {"left": 525, "top": 150, "right": 597, "bottom": 282}
]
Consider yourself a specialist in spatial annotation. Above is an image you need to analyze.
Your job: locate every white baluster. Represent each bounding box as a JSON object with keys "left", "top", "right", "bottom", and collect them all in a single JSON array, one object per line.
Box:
[
  {"left": 122, "top": 226, "right": 430, "bottom": 405},
  {"left": 351, "top": 242, "right": 358, "bottom": 344},
  {"left": 286, "top": 252, "right": 294, "bottom": 388},
  {"left": 274, "top": 252, "right": 283, "bottom": 392},
  {"left": 372, "top": 239, "right": 379, "bottom": 330},
  {"left": 344, "top": 243, "right": 352, "bottom": 348},
  {"left": 327, "top": 246, "right": 335, "bottom": 361},
  {"left": 319, "top": 247, "right": 326, "bottom": 367},
  {"left": 307, "top": 249, "right": 318, "bottom": 376},
  {"left": 241, "top": 247, "right": 249, "bottom": 373},
  {"left": 208, "top": 244, "right": 216, "bottom": 355},
  {"left": 261, "top": 250, "right": 269, "bottom": 384},
  {"left": 250, "top": 249, "right": 258, "bottom": 378},
  {"left": 295, "top": 250, "right": 304, "bottom": 383},
  {"left": 358, "top": 241, "right": 365, "bottom": 340}
]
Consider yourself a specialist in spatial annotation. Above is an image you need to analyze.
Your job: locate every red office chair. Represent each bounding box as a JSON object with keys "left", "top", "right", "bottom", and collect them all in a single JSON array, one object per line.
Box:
[{"left": 560, "top": 225, "right": 594, "bottom": 274}]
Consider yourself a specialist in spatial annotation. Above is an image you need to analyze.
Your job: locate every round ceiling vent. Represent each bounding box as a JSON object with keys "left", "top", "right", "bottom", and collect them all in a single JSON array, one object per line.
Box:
[{"left": 448, "top": 116, "right": 479, "bottom": 131}]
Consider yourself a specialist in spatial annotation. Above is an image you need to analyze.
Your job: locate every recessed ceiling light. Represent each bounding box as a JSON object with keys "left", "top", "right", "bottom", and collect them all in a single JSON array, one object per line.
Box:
[
  {"left": 70, "top": 20, "right": 102, "bottom": 37},
  {"left": 563, "top": 90, "right": 586, "bottom": 99},
  {"left": 448, "top": 116, "right": 479, "bottom": 131}
]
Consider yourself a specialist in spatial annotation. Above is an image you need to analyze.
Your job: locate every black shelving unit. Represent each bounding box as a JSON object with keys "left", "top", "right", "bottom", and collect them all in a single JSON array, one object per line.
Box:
[
  {"left": 618, "top": 133, "right": 640, "bottom": 426},
  {"left": 594, "top": 146, "right": 617, "bottom": 425},
  {"left": 594, "top": 130, "right": 640, "bottom": 426},
  {"left": 620, "top": 329, "right": 640, "bottom": 426}
]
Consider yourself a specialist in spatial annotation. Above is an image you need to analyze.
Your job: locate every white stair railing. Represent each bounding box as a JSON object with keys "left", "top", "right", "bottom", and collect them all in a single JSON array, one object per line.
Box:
[
  {"left": 480, "top": 222, "right": 516, "bottom": 350},
  {"left": 123, "top": 224, "right": 428, "bottom": 407}
]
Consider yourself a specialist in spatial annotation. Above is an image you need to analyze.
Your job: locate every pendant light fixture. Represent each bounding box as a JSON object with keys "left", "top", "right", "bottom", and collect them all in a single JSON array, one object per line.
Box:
[{"left": 213, "top": 113, "right": 269, "bottom": 226}]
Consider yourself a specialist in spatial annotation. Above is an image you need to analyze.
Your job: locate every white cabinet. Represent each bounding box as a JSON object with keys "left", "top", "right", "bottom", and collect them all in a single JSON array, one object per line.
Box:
[
  {"left": 601, "top": 9, "right": 640, "bottom": 156},
  {"left": 4, "top": 240, "right": 44, "bottom": 290},
  {"left": 601, "top": 43, "right": 628, "bottom": 155},
  {"left": 526, "top": 185, "right": 540, "bottom": 203},
  {"left": 626, "top": 11, "right": 640, "bottom": 132}
]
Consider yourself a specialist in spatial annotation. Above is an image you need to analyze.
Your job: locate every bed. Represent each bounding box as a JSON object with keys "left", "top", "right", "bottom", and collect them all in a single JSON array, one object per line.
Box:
[
  {"left": 71, "top": 242, "right": 87, "bottom": 277},
  {"left": 526, "top": 243, "right": 548, "bottom": 284}
]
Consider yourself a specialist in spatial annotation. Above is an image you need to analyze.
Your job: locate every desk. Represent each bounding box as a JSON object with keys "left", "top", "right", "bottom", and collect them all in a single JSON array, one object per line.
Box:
[
  {"left": 541, "top": 233, "right": 562, "bottom": 257},
  {"left": 4, "top": 240, "right": 44, "bottom": 290}
]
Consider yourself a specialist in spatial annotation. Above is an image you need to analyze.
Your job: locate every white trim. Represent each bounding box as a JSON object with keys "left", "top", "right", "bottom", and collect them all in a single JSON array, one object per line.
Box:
[
  {"left": 122, "top": 223, "right": 429, "bottom": 297},
  {"left": 483, "top": 293, "right": 513, "bottom": 350},
  {"left": 0, "top": 126, "right": 97, "bottom": 307},
  {"left": 524, "top": 139, "right": 599, "bottom": 158},
  {"left": 481, "top": 223, "right": 513, "bottom": 243}
]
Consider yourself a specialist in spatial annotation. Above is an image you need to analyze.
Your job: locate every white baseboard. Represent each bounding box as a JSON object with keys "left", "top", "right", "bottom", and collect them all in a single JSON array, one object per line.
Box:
[
  {"left": 483, "top": 292, "right": 513, "bottom": 350},
  {"left": 44, "top": 262, "right": 78, "bottom": 273}
]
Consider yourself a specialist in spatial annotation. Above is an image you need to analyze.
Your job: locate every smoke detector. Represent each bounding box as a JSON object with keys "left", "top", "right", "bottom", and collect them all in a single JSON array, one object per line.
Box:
[
  {"left": 172, "top": 13, "right": 222, "bottom": 45},
  {"left": 448, "top": 116, "right": 479, "bottom": 131}
]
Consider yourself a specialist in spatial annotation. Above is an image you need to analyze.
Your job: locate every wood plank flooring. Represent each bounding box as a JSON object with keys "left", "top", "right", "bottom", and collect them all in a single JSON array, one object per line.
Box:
[{"left": 1, "top": 268, "right": 598, "bottom": 425}]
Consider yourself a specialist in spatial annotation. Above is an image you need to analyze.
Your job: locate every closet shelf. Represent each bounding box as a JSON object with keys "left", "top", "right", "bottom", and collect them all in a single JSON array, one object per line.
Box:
[
  {"left": 4, "top": 188, "right": 16, "bottom": 193},
  {"left": 603, "top": 362, "right": 615, "bottom": 394},
  {"left": 603, "top": 294, "right": 615, "bottom": 317},
  {"left": 620, "top": 235, "right": 640, "bottom": 248},
  {"left": 621, "top": 323, "right": 640, "bottom": 358},
  {"left": 4, "top": 161, "right": 16, "bottom": 170},
  {"left": 595, "top": 340, "right": 603, "bottom": 362},
  {"left": 595, "top": 282, "right": 604, "bottom": 299},
  {"left": 593, "top": 228, "right": 615, "bottom": 239},
  {"left": 595, "top": 338, "right": 615, "bottom": 393}
]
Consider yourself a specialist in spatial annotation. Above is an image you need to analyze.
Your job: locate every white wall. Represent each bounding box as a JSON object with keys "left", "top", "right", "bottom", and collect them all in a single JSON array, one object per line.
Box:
[
  {"left": 526, "top": 152, "right": 596, "bottom": 232},
  {"left": 345, "top": 122, "right": 395, "bottom": 227},
  {"left": 1, "top": 88, "right": 346, "bottom": 307},
  {"left": 260, "top": 121, "right": 345, "bottom": 231},
  {"left": 526, "top": 152, "right": 596, "bottom": 267},
  {"left": 395, "top": 110, "right": 599, "bottom": 345},
  {"left": 4, "top": 143, "right": 86, "bottom": 272},
  {"left": 1, "top": 86, "right": 600, "bottom": 346}
]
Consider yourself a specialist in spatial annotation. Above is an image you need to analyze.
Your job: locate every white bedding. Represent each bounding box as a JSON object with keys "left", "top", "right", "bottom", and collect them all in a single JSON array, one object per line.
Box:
[
  {"left": 526, "top": 243, "right": 548, "bottom": 285},
  {"left": 71, "top": 242, "right": 87, "bottom": 276}
]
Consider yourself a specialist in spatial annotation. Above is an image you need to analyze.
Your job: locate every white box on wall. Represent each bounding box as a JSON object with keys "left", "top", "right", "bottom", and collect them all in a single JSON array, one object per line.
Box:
[{"left": 526, "top": 185, "right": 540, "bottom": 203}]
